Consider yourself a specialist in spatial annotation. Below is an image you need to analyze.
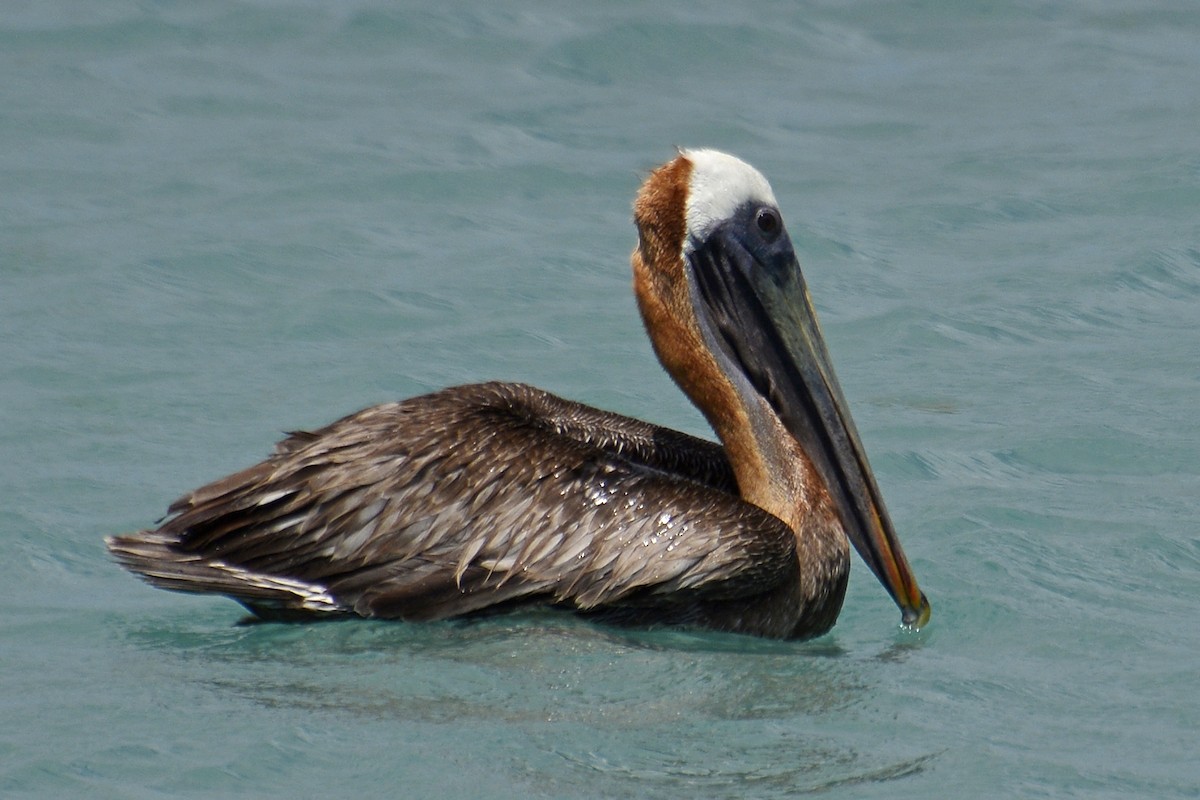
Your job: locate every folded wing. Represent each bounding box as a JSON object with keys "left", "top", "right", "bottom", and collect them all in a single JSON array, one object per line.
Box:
[{"left": 108, "top": 382, "right": 797, "bottom": 629}]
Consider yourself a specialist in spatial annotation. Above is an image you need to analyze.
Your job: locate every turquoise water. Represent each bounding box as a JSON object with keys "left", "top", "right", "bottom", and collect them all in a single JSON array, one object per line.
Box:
[{"left": 4, "top": 2, "right": 1199, "bottom": 797}]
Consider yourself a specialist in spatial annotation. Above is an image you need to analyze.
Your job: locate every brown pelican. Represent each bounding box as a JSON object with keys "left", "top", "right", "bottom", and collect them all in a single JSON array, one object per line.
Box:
[{"left": 108, "top": 149, "right": 930, "bottom": 639}]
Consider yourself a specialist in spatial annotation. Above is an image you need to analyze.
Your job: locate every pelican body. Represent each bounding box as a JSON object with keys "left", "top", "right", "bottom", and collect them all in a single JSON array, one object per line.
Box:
[{"left": 109, "top": 150, "right": 930, "bottom": 640}]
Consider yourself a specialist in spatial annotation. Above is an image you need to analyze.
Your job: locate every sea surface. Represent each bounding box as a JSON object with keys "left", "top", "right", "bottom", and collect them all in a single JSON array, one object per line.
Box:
[{"left": 3, "top": 2, "right": 1199, "bottom": 797}]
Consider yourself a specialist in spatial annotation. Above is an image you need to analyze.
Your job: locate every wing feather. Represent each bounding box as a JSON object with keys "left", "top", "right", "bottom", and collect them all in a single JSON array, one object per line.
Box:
[{"left": 107, "top": 382, "right": 798, "bottom": 632}]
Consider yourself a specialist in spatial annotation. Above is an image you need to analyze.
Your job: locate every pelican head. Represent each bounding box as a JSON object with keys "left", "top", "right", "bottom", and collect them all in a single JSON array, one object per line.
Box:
[{"left": 632, "top": 149, "right": 930, "bottom": 631}]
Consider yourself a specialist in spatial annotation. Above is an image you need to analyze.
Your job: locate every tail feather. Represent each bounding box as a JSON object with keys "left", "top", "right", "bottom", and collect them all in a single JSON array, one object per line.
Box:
[{"left": 106, "top": 531, "right": 346, "bottom": 616}]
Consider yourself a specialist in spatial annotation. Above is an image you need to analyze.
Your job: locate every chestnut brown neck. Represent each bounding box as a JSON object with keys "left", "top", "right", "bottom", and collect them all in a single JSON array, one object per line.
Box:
[{"left": 630, "top": 155, "right": 843, "bottom": 546}]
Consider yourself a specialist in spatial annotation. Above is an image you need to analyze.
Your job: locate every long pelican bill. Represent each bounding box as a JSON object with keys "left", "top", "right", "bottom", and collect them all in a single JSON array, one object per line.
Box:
[{"left": 685, "top": 202, "right": 931, "bottom": 630}]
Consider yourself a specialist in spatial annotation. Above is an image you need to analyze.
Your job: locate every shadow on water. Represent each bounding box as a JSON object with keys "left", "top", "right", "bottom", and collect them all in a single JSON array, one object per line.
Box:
[{"left": 115, "top": 608, "right": 939, "bottom": 797}]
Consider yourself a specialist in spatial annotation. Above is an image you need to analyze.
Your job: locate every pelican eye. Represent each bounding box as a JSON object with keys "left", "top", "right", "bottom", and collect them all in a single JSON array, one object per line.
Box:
[{"left": 755, "top": 207, "right": 781, "bottom": 239}]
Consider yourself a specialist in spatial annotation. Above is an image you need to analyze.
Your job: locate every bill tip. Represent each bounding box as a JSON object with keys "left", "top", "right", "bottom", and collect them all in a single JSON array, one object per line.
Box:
[{"left": 901, "top": 592, "right": 932, "bottom": 631}]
